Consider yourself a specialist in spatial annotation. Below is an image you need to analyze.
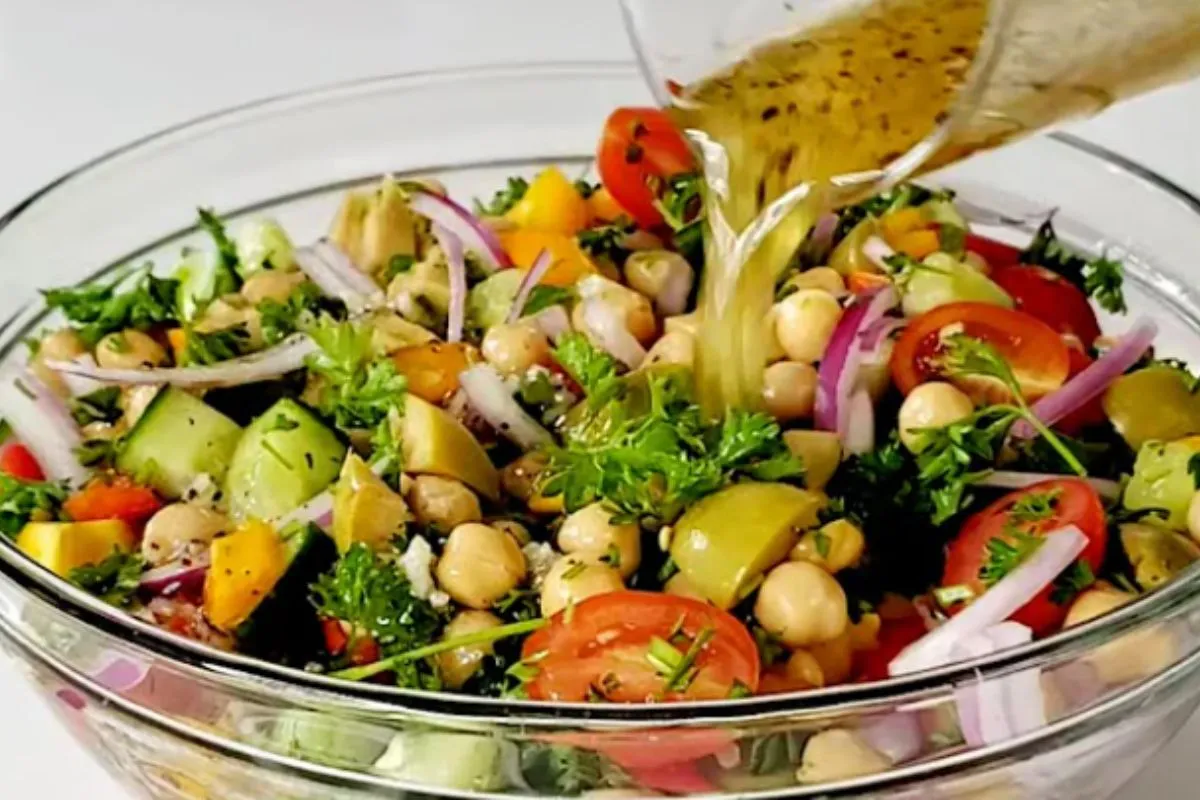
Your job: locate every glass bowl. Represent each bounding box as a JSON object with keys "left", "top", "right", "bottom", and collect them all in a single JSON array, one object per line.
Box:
[{"left": 2, "top": 63, "right": 1200, "bottom": 800}]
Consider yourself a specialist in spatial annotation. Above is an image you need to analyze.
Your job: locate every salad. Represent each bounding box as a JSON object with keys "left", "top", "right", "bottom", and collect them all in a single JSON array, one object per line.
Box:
[{"left": 1, "top": 106, "right": 1196, "bottom": 722}]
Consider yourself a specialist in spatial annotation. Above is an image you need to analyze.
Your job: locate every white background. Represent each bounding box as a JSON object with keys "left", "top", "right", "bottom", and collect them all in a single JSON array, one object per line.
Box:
[{"left": 1, "top": 2, "right": 1199, "bottom": 797}]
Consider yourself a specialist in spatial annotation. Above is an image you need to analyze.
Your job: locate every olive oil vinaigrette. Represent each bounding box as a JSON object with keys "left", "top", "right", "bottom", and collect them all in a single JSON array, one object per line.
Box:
[{"left": 670, "top": 0, "right": 1200, "bottom": 414}]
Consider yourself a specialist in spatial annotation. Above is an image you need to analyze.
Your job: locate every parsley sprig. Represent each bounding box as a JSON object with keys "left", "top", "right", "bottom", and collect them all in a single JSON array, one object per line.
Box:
[
  {"left": 42, "top": 268, "right": 180, "bottom": 347},
  {"left": 1020, "top": 218, "right": 1126, "bottom": 314},
  {"left": 69, "top": 549, "right": 145, "bottom": 607},
  {"left": 0, "top": 475, "right": 67, "bottom": 537}
]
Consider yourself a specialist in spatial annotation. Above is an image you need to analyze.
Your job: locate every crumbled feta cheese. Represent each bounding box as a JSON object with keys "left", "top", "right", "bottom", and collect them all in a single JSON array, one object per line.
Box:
[
  {"left": 399, "top": 536, "right": 437, "bottom": 600},
  {"left": 522, "top": 542, "right": 559, "bottom": 588}
]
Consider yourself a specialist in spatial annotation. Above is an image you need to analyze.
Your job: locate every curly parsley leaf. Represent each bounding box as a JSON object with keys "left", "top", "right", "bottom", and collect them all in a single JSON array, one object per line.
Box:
[
  {"left": 42, "top": 269, "right": 181, "bottom": 347},
  {"left": 181, "top": 325, "right": 254, "bottom": 366},
  {"left": 0, "top": 476, "right": 67, "bottom": 537},
  {"left": 306, "top": 318, "right": 407, "bottom": 433},
  {"left": 68, "top": 549, "right": 145, "bottom": 607},
  {"left": 257, "top": 281, "right": 342, "bottom": 346},
  {"left": 475, "top": 176, "right": 529, "bottom": 217},
  {"left": 520, "top": 744, "right": 629, "bottom": 797},
  {"left": 522, "top": 285, "right": 575, "bottom": 318},
  {"left": 70, "top": 387, "right": 122, "bottom": 427},
  {"left": 1020, "top": 218, "right": 1126, "bottom": 314},
  {"left": 552, "top": 332, "right": 623, "bottom": 407},
  {"left": 577, "top": 221, "right": 635, "bottom": 264},
  {"left": 979, "top": 531, "right": 1044, "bottom": 586},
  {"left": 196, "top": 207, "right": 240, "bottom": 273}
]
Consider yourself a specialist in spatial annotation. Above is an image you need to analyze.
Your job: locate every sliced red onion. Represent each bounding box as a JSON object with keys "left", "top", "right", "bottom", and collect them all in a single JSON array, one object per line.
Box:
[
  {"left": 138, "top": 557, "right": 210, "bottom": 597},
  {"left": 47, "top": 334, "right": 317, "bottom": 388},
  {"left": 531, "top": 305, "right": 571, "bottom": 343},
  {"left": 431, "top": 223, "right": 467, "bottom": 343},
  {"left": 59, "top": 354, "right": 106, "bottom": 397},
  {"left": 578, "top": 299, "right": 646, "bottom": 370},
  {"left": 809, "top": 212, "right": 839, "bottom": 257},
  {"left": 458, "top": 365, "right": 553, "bottom": 451},
  {"left": 952, "top": 622, "right": 1044, "bottom": 747},
  {"left": 1011, "top": 318, "right": 1157, "bottom": 439},
  {"left": 310, "top": 240, "right": 381, "bottom": 298},
  {"left": 409, "top": 190, "right": 512, "bottom": 273},
  {"left": 506, "top": 250, "right": 554, "bottom": 324},
  {"left": 977, "top": 471, "right": 1122, "bottom": 501},
  {"left": 862, "top": 236, "right": 896, "bottom": 270},
  {"left": 815, "top": 287, "right": 898, "bottom": 439},
  {"left": 293, "top": 242, "right": 380, "bottom": 312},
  {"left": 858, "top": 712, "right": 924, "bottom": 764},
  {"left": 0, "top": 369, "right": 88, "bottom": 485},
  {"left": 859, "top": 316, "right": 906, "bottom": 355},
  {"left": 889, "top": 525, "right": 1087, "bottom": 676},
  {"left": 843, "top": 388, "right": 876, "bottom": 456}
]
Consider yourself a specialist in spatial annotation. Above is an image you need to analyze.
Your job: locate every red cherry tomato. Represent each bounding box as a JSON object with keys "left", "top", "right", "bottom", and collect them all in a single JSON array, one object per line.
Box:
[
  {"left": 964, "top": 233, "right": 1022, "bottom": 269},
  {"left": 942, "top": 479, "right": 1107, "bottom": 635},
  {"left": 991, "top": 264, "right": 1102, "bottom": 347},
  {"left": 597, "top": 107, "right": 694, "bottom": 229},
  {"left": 1056, "top": 344, "right": 1108, "bottom": 435},
  {"left": 855, "top": 615, "right": 928, "bottom": 682},
  {"left": 0, "top": 443, "right": 45, "bottom": 481},
  {"left": 541, "top": 728, "right": 734, "bottom": 771},
  {"left": 63, "top": 476, "right": 162, "bottom": 528},
  {"left": 522, "top": 591, "right": 759, "bottom": 702},
  {"left": 890, "top": 302, "right": 1071, "bottom": 401}
]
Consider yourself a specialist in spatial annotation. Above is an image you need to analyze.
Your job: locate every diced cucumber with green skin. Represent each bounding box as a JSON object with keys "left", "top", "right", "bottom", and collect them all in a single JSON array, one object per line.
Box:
[
  {"left": 466, "top": 269, "right": 524, "bottom": 331},
  {"left": 236, "top": 522, "right": 337, "bottom": 665},
  {"left": 116, "top": 387, "right": 243, "bottom": 499},
  {"left": 223, "top": 398, "right": 346, "bottom": 521}
]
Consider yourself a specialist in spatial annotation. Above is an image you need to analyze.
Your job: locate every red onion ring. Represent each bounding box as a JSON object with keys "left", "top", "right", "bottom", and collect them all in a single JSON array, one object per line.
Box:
[
  {"left": 46, "top": 334, "right": 317, "bottom": 388},
  {"left": 0, "top": 369, "right": 88, "bottom": 485},
  {"left": 889, "top": 525, "right": 1086, "bottom": 676},
  {"left": 431, "top": 223, "right": 467, "bottom": 343},
  {"left": 952, "top": 622, "right": 1043, "bottom": 747},
  {"left": 409, "top": 190, "right": 512, "bottom": 273},
  {"left": 977, "top": 470, "right": 1122, "bottom": 501},
  {"left": 138, "top": 556, "right": 210, "bottom": 597},
  {"left": 1010, "top": 318, "right": 1157, "bottom": 439},
  {"left": 458, "top": 365, "right": 553, "bottom": 451},
  {"left": 814, "top": 286, "right": 898, "bottom": 439},
  {"left": 579, "top": 299, "right": 646, "bottom": 370},
  {"left": 506, "top": 250, "right": 554, "bottom": 324}
]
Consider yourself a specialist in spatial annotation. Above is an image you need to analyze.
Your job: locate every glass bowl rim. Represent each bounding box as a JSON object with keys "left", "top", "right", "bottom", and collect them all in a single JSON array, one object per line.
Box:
[{"left": 1, "top": 61, "right": 1199, "bottom": 725}]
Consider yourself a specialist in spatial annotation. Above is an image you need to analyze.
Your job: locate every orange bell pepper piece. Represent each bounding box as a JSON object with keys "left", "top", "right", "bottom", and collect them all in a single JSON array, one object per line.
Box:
[
  {"left": 389, "top": 342, "right": 475, "bottom": 404},
  {"left": 499, "top": 228, "right": 598, "bottom": 287},
  {"left": 64, "top": 476, "right": 162, "bottom": 528},
  {"left": 505, "top": 167, "right": 590, "bottom": 235}
]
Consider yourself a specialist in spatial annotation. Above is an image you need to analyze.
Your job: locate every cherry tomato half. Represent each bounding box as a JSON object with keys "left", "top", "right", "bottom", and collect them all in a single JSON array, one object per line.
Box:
[
  {"left": 0, "top": 443, "right": 45, "bottom": 482},
  {"left": 991, "top": 264, "right": 1102, "bottom": 347},
  {"left": 855, "top": 615, "right": 928, "bottom": 683},
  {"left": 63, "top": 476, "right": 162, "bottom": 528},
  {"left": 522, "top": 591, "right": 759, "bottom": 702},
  {"left": 942, "top": 479, "right": 1107, "bottom": 635},
  {"left": 597, "top": 108, "right": 694, "bottom": 229},
  {"left": 964, "top": 233, "right": 1022, "bottom": 270},
  {"left": 890, "top": 302, "right": 1070, "bottom": 402}
]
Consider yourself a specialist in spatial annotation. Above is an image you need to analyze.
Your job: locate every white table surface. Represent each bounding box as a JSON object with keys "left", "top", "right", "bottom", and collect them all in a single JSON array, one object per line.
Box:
[{"left": 1, "top": 2, "right": 1199, "bottom": 797}]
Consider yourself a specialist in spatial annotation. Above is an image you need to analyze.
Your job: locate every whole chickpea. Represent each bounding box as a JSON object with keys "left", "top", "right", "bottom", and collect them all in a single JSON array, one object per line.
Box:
[
  {"left": 898, "top": 382, "right": 975, "bottom": 452},
  {"left": 783, "top": 267, "right": 847, "bottom": 298},
  {"left": 762, "top": 361, "right": 819, "bottom": 422},
  {"left": 642, "top": 331, "right": 695, "bottom": 369},
  {"left": 796, "top": 729, "right": 890, "bottom": 784},
  {"left": 540, "top": 557, "right": 623, "bottom": 617},
  {"left": 436, "top": 523, "right": 527, "bottom": 610},
  {"left": 142, "top": 503, "right": 229, "bottom": 566},
  {"left": 481, "top": 321, "right": 550, "bottom": 377},
  {"left": 790, "top": 519, "right": 865, "bottom": 574},
  {"left": 623, "top": 250, "right": 694, "bottom": 316},
  {"left": 407, "top": 475, "right": 482, "bottom": 532},
  {"left": 754, "top": 561, "right": 849, "bottom": 648},
  {"left": 557, "top": 502, "right": 641, "bottom": 579},
  {"left": 573, "top": 278, "right": 657, "bottom": 345},
  {"left": 782, "top": 649, "right": 825, "bottom": 690},
  {"left": 774, "top": 289, "right": 843, "bottom": 363},
  {"left": 492, "top": 519, "right": 532, "bottom": 547},
  {"left": 240, "top": 269, "right": 306, "bottom": 305},
  {"left": 96, "top": 329, "right": 167, "bottom": 370},
  {"left": 38, "top": 329, "right": 87, "bottom": 362},
  {"left": 435, "top": 610, "right": 502, "bottom": 690},
  {"left": 1065, "top": 586, "right": 1175, "bottom": 685}
]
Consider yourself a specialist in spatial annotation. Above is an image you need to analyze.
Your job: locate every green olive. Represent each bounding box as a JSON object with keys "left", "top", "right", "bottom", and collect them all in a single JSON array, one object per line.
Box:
[
  {"left": 1103, "top": 366, "right": 1200, "bottom": 450},
  {"left": 1120, "top": 522, "right": 1200, "bottom": 591}
]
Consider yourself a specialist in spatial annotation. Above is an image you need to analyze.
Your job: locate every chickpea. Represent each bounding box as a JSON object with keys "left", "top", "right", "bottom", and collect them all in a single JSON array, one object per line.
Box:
[
  {"left": 557, "top": 503, "right": 641, "bottom": 579},
  {"left": 762, "top": 306, "right": 788, "bottom": 364},
  {"left": 790, "top": 519, "right": 865, "bottom": 574},
  {"left": 623, "top": 250, "right": 694, "bottom": 315},
  {"left": 807, "top": 633, "right": 853, "bottom": 685},
  {"left": 436, "top": 523, "right": 527, "bottom": 610},
  {"left": 796, "top": 729, "right": 890, "bottom": 784},
  {"left": 122, "top": 385, "right": 161, "bottom": 428},
  {"left": 762, "top": 361, "right": 818, "bottom": 422},
  {"left": 540, "top": 557, "right": 623, "bottom": 617},
  {"left": 1066, "top": 586, "right": 1175, "bottom": 685},
  {"left": 38, "top": 329, "right": 87, "bottom": 362},
  {"left": 435, "top": 610, "right": 502, "bottom": 690},
  {"left": 782, "top": 649, "right": 825, "bottom": 689},
  {"left": 1187, "top": 491, "right": 1200, "bottom": 544},
  {"left": 664, "top": 572, "right": 706, "bottom": 601},
  {"left": 898, "top": 382, "right": 974, "bottom": 452},
  {"left": 481, "top": 321, "right": 550, "bottom": 377},
  {"left": 783, "top": 430, "right": 841, "bottom": 491},
  {"left": 95, "top": 329, "right": 167, "bottom": 370},
  {"left": 493, "top": 519, "right": 531, "bottom": 547},
  {"left": 783, "top": 267, "right": 846, "bottom": 297},
  {"left": 142, "top": 503, "right": 229, "bottom": 566},
  {"left": 240, "top": 269, "right": 306, "bottom": 305},
  {"left": 642, "top": 331, "right": 694, "bottom": 369},
  {"left": 407, "top": 475, "right": 482, "bottom": 532},
  {"left": 774, "top": 289, "right": 843, "bottom": 363},
  {"left": 573, "top": 278, "right": 657, "bottom": 345},
  {"left": 754, "top": 561, "right": 849, "bottom": 648},
  {"left": 663, "top": 312, "right": 699, "bottom": 338}
]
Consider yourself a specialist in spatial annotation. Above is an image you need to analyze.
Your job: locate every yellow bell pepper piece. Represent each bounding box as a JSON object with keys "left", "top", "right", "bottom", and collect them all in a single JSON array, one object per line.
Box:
[
  {"left": 893, "top": 229, "right": 941, "bottom": 259},
  {"left": 880, "top": 207, "right": 927, "bottom": 240},
  {"left": 17, "top": 520, "right": 135, "bottom": 577},
  {"left": 499, "top": 228, "right": 598, "bottom": 288},
  {"left": 587, "top": 186, "right": 627, "bottom": 224},
  {"left": 505, "top": 168, "right": 590, "bottom": 235},
  {"left": 332, "top": 453, "right": 410, "bottom": 553},
  {"left": 204, "top": 520, "right": 288, "bottom": 631}
]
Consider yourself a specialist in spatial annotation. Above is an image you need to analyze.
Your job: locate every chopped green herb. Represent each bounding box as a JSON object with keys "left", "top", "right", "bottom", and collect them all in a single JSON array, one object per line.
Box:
[
  {"left": 181, "top": 325, "right": 254, "bottom": 366},
  {"left": 1020, "top": 218, "right": 1126, "bottom": 314},
  {"left": 70, "top": 387, "right": 123, "bottom": 427},
  {"left": 68, "top": 549, "right": 145, "bottom": 607},
  {"left": 980, "top": 531, "right": 1044, "bottom": 586},
  {"left": 813, "top": 530, "right": 832, "bottom": 559},
  {"left": 0, "top": 475, "right": 67, "bottom": 537},
  {"left": 1051, "top": 559, "right": 1096, "bottom": 605},
  {"left": 257, "top": 282, "right": 341, "bottom": 346},
  {"left": 475, "top": 176, "right": 529, "bottom": 216},
  {"left": 42, "top": 268, "right": 181, "bottom": 347}
]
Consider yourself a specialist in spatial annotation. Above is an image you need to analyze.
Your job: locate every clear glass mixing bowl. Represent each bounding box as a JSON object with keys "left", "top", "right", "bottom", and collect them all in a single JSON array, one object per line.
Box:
[{"left": 1, "top": 64, "right": 1200, "bottom": 800}]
